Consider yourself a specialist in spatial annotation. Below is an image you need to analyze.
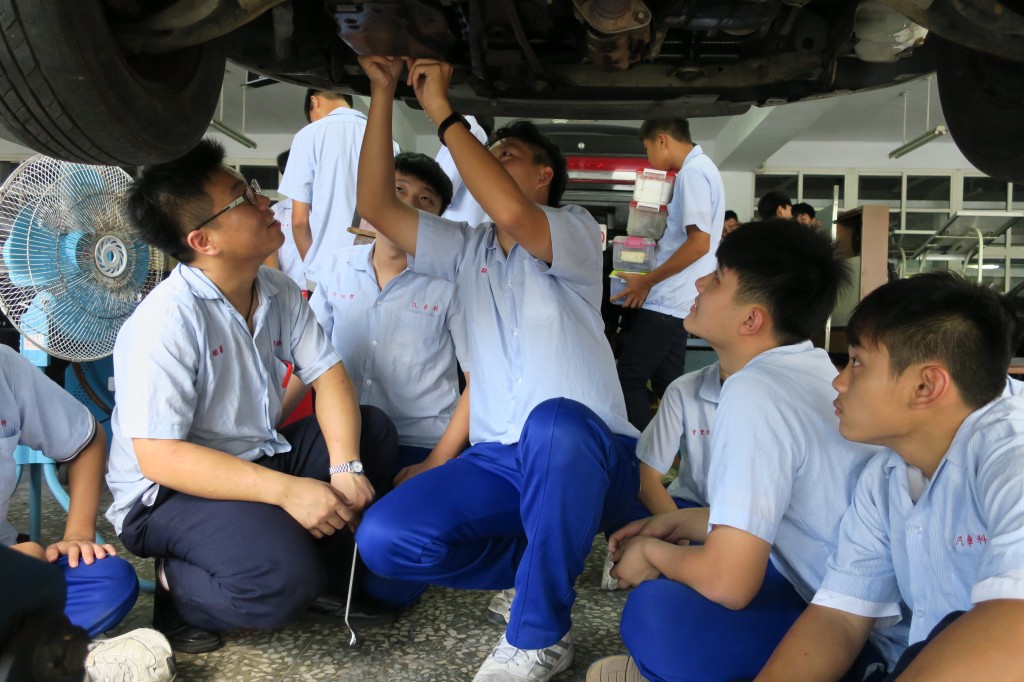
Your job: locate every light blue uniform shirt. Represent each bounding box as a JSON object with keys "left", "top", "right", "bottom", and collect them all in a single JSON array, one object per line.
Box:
[
  {"left": 707, "top": 342, "right": 878, "bottom": 601},
  {"left": 413, "top": 206, "right": 638, "bottom": 444},
  {"left": 309, "top": 244, "right": 463, "bottom": 449},
  {"left": 814, "top": 396, "right": 1024, "bottom": 646},
  {"left": 272, "top": 198, "right": 305, "bottom": 289},
  {"left": 278, "top": 108, "right": 399, "bottom": 285},
  {"left": 636, "top": 362, "right": 720, "bottom": 505},
  {"left": 0, "top": 345, "right": 95, "bottom": 545},
  {"left": 106, "top": 265, "right": 340, "bottom": 534},
  {"left": 643, "top": 145, "right": 724, "bottom": 319}
]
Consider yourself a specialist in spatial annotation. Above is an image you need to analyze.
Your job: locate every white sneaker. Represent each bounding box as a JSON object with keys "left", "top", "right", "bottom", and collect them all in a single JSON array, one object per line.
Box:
[
  {"left": 85, "top": 628, "right": 176, "bottom": 682},
  {"left": 473, "top": 631, "right": 574, "bottom": 681},
  {"left": 600, "top": 551, "right": 620, "bottom": 591},
  {"left": 486, "top": 588, "right": 516, "bottom": 625}
]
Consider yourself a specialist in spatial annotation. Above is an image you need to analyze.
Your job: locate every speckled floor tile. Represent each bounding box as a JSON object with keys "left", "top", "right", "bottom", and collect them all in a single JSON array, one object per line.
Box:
[{"left": 9, "top": 481, "right": 632, "bottom": 681}]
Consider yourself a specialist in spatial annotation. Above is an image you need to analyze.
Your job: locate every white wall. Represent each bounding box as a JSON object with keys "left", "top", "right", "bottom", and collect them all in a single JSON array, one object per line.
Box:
[
  {"left": 720, "top": 171, "right": 754, "bottom": 222},
  {"left": 765, "top": 139, "right": 973, "bottom": 171}
]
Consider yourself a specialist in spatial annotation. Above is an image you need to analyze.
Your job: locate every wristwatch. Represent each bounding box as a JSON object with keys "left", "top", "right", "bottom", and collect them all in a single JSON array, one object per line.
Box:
[
  {"left": 437, "top": 112, "right": 471, "bottom": 146},
  {"left": 328, "top": 461, "right": 364, "bottom": 476}
]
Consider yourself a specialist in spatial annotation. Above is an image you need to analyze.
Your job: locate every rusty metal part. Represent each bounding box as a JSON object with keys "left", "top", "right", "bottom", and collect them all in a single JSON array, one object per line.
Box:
[{"left": 572, "top": 0, "right": 651, "bottom": 35}]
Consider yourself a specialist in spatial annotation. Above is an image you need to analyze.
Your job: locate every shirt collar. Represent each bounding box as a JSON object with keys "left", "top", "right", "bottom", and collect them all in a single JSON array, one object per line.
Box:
[
  {"left": 324, "top": 108, "right": 366, "bottom": 122},
  {"left": 349, "top": 244, "right": 374, "bottom": 273},
  {"left": 683, "top": 144, "right": 705, "bottom": 166},
  {"left": 744, "top": 340, "right": 815, "bottom": 371},
  {"left": 177, "top": 263, "right": 279, "bottom": 302},
  {"left": 881, "top": 399, "right": 998, "bottom": 478},
  {"left": 698, "top": 361, "right": 724, "bottom": 404}
]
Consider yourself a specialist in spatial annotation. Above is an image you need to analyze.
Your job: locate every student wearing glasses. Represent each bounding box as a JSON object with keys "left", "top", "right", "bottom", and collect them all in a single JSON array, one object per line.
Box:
[{"left": 105, "top": 139, "right": 398, "bottom": 653}]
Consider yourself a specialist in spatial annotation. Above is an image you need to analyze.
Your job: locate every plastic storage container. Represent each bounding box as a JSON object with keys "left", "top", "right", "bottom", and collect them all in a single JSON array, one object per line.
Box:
[
  {"left": 612, "top": 236, "right": 657, "bottom": 272},
  {"left": 633, "top": 168, "right": 674, "bottom": 207},
  {"left": 626, "top": 202, "right": 668, "bottom": 239},
  {"left": 609, "top": 270, "right": 645, "bottom": 305}
]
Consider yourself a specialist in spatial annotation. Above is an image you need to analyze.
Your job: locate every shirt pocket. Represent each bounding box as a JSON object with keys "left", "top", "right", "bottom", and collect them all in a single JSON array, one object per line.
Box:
[{"left": 393, "top": 307, "right": 445, "bottom": 355}]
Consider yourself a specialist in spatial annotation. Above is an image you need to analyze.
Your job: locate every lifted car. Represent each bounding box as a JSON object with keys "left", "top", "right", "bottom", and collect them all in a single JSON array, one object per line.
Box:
[{"left": 0, "top": 1, "right": 1022, "bottom": 180}]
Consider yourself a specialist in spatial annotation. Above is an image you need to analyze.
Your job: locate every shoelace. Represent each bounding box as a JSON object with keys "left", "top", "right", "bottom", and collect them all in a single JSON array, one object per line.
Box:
[
  {"left": 491, "top": 640, "right": 526, "bottom": 665},
  {"left": 86, "top": 661, "right": 137, "bottom": 682}
]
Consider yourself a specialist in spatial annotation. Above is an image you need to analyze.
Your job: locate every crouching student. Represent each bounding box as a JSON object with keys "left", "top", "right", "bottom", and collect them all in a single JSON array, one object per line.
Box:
[
  {"left": 758, "top": 272, "right": 1024, "bottom": 680},
  {"left": 106, "top": 139, "right": 398, "bottom": 653},
  {"left": 589, "top": 221, "right": 904, "bottom": 682},
  {"left": 308, "top": 152, "right": 469, "bottom": 482},
  {"left": 354, "top": 55, "right": 640, "bottom": 681},
  {"left": 1, "top": 345, "right": 138, "bottom": 637}
]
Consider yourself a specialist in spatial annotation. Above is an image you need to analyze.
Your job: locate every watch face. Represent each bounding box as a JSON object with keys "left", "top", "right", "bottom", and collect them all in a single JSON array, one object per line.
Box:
[{"left": 350, "top": 461, "right": 364, "bottom": 473}]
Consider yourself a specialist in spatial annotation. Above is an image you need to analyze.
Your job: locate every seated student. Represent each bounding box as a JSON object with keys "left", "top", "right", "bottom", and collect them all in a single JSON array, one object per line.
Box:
[
  {"left": 757, "top": 272, "right": 1024, "bottom": 681},
  {"left": 0, "top": 345, "right": 138, "bottom": 638},
  {"left": 757, "top": 190, "right": 793, "bottom": 220},
  {"left": 792, "top": 202, "right": 822, "bottom": 230},
  {"left": 588, "top": 221, "right": 902, "bottom": 682},
  {"left": 723, "top": 209, "right": 741, "bottom": 236},
  {"left": 308, "top": 151, "right": 470, "bottom": 478},
  {"left": 106, "top": 139, "right": 398, "bottom": 653},
  {"left": 353, "top": 56, "right": 639, "bottom": 682},
  {"left": 595, "top": 361, "right": 721, "bottom": 592}
]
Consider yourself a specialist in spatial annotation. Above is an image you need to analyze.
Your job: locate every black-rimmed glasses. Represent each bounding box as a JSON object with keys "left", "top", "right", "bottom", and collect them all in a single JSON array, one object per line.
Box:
[{"left": 192, "top": 179, "right": 262, "bottom": 231}]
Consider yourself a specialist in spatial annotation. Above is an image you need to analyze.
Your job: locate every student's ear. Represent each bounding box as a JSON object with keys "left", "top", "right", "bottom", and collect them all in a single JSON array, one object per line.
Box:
[
  {"left": 185, "top": 228, "right": 216, "bottom": 257},
  {"left": 537, "top": 165, "right": 554, "bottom": 191},
  {"left": 738, "top": 305, "right": 769, "bottom": 337},
  {"left": 908, "top": 364, "right": 953, "bottom": 410}
]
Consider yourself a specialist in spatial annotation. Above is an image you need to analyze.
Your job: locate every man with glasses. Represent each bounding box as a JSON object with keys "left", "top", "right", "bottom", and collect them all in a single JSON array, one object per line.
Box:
[{"left": 106, "top": 139, "right": 399, "bottom": 652}]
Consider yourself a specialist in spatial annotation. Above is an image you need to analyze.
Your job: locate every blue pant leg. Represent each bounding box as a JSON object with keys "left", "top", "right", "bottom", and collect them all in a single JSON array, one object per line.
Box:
[
  {"left": 621, "top": 564, "right": 806, "bottom": 682},
  {"left": 509, "top": 398, "right": 639, "bottom": 650},
  {"left": 357, "top": 445, "right": 526, "bottom": 590},
  {"left": 60, "top": 555, "right": 139, "bottom": 637}
]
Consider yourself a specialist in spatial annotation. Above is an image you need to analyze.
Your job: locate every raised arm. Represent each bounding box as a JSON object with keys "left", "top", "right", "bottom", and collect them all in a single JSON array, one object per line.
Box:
[
  {"left": 406, "top": 59, "right": 554, "bottom": 262},
  {"left": 356, "top": 55, "right": 420, "bottom": 255}
]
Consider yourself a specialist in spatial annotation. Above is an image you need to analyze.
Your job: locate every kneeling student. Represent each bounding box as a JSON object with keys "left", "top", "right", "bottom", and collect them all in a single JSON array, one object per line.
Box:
[
  {"left": 309, "top": 152, "right": 469, "bottom": 484},
  {"left": 589, "top": 221, "right": 903, "bottom": 682},
  {"left": 758, "top": 272, "right": 1024, "bottom": 680}
]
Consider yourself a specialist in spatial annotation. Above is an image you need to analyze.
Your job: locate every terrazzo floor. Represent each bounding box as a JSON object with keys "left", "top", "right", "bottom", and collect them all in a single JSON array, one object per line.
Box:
[{"left": 9, "top": 479, "right": 633, "bottom": 681}]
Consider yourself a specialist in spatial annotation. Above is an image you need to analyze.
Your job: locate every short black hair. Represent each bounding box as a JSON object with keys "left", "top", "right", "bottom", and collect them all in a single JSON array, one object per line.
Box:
[
  {"left": 276, "top": 150, "right": 289, "bottom": 175},
  {"left": 304, "top": 88, "right": 353, "bottom": 122},
  {"left": 847, "top": 272, "right": 1016, "bottom": 409},
  {"left": 490, "top": 120, "right": 567, "bottom": 207},
  {"left": 724, "top": 209, "right": 739, "bottom": 222},
  {"left": 757, "top": 191, "right": 793, "bottom": 220},
  {"left": 716, "top": 220, "right": 851, "bottom": 345},
  {"left": 394, "top": 152, "right": 454, "bottom": 214},
  {"left": 639, "top": 119, "right": 692, "bottom": 144},
  {"left": 126, "top": 138, "right": 226, "bottom": 263},
  {"left": 792, "top": 202, "right": 815, "bottom": 219}
]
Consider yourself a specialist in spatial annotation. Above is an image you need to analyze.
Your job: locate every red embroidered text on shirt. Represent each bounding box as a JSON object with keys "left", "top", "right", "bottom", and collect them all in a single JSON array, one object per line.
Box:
[
  {"left": 690, "top": 428, "right": 712, "bottom": 436},
  {"left": 211, "top": 345, "right": 225, "bottom": 358},
  {"left": 954, "top": 534, "right": 988, "bottom": 547},
  {"left": 409, "top": 301, "right": 443, "bottom": 313}
]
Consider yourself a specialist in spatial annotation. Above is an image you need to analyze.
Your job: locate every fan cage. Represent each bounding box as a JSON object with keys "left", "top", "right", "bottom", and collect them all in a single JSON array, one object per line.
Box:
[{"left": 0, "top": 155, "right": 165, "bottom": 362}]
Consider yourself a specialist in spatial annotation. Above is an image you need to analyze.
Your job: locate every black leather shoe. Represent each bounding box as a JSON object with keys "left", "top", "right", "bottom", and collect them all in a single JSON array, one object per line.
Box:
[
  {"left": 153, "top": 584, "right": 224, "bottom": 654},
  {"left": 300, "top": 592, "right": 401, "bottom": 627}
]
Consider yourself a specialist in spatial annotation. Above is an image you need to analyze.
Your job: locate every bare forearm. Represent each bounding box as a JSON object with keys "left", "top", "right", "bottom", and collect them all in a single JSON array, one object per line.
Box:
[
  {"left": 638, "top": 462, "right": 678, "bottom": 516},
  {"left": 64, "top": 426, "right": 106, "bottom": 540},
  {"left": 134, "top": 438, "right": 291, "bottom": 505},
  {"left": 357, "top": 84, "right": 418, "bottom": 254},
  {"left": 895, "top": 600, "right": 1024, "bottom": 681},
  {"left": 757, "top": 605, "right": 874, "bottom": 682},
  {"left": 646, "top": 229, "right": 710, "bottom": 288},
  {"left": 310, "top": 363, "right": 362, "bottom": 466}
]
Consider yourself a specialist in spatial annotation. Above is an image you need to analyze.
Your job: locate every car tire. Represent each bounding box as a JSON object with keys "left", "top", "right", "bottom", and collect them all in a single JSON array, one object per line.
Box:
[
  {"left": 935, "top": 36, "right": 1024, "bottom": 182},
  {"left": 0, "top": 0, "right": 226, "bottom": 166}
]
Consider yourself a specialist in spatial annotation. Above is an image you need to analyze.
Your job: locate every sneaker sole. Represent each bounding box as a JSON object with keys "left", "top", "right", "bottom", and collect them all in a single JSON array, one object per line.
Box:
[{"left": 484, "top": 609, "right": 509, "bottom": 626}]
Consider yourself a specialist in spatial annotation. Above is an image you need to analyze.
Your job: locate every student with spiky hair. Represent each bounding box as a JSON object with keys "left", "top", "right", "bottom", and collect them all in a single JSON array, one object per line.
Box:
[
  {"left": 759, "top": 272, "right": 1024, "bottom": 681},
  {"left": 590, "top": 221, "right": 903, "bottom": 682}
]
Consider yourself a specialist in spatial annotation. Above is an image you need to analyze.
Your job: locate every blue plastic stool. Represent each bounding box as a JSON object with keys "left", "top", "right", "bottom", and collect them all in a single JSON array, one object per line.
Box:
[{"left": 13, "top": 444, "right": 155, "bottom": 593}]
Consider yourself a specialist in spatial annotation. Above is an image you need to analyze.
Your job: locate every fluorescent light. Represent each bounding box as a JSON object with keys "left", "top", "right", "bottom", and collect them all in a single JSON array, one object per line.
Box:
[
  {"left": 209, "top": 119, "right": 257, "bottom": 149},
  {"left": 964, "top": 263, "right": 999, "bottom": 270},
  {"left": 888, "top": 125, "right": 947, "bottom": 159}
]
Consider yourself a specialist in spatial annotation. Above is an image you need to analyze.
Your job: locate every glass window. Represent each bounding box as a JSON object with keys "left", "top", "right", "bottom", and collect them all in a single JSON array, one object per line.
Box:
[
  {"left": 858, "top": 175, "right": 902, "bottom": 208},
  {"left": 0, "top": 161, "right": 20, "bottom": 185},
  {"left": 239, "top": 164, "right": 279, "bottom": 193},
  {"left": 802, "top": 174, "right": 844, "bottom": 205},
  {"left": 754, "top": 174, "right": 798, "bottom": 203},
  {"left": 962, "top": 176, "right": 1007, "bottom": 210},
  {"left": 905, "top": 211, "right": 951, "bottom": 232},
  {"left": 1013, "top": 183, "right": 1024, "bottom": 210},
  {"left": 906, "top": 176, "right": 950, "bottom": 209}
]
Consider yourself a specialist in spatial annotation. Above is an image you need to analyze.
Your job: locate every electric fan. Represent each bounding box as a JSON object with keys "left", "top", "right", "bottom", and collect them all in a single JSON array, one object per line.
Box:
[{"left": 0, "top": 155, "right": 164, "bottom": 362}]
